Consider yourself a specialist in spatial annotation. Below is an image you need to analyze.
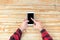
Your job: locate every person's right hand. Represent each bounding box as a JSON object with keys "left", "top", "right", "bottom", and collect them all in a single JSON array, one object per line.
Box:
[{"left": 31, "top": 18, "right": 44, "bottom": 31}]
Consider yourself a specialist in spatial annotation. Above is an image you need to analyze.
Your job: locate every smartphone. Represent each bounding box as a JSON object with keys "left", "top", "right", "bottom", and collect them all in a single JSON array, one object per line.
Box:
[{"left": 27, "top": 12, "right": 34, "bottom": 24}]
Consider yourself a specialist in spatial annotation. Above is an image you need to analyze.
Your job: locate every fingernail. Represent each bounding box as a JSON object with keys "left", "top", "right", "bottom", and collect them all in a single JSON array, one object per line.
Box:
[{"left": 31, "top": 18, "right": 32, "bottom": 19}]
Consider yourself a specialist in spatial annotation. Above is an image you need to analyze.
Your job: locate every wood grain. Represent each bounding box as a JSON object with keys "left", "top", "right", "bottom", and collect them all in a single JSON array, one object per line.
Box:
[{"left": 0, "top": 0, "right": 60, "bottom": 40}]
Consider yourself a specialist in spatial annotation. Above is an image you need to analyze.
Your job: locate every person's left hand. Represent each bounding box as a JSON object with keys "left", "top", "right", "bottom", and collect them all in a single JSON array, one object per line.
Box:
[{"left": 19, "top": 19, "right": 29, "bottom": 31}]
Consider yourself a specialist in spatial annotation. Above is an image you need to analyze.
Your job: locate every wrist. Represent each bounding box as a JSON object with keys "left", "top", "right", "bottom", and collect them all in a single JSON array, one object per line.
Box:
[
  {"left": 19, "top": 28, "right": 24, "bottom": 32},
  {"left": 38, "top": 27, "right": 44, "bottom": 31},
  {"left": 40, "top": 29, "right": 46, "bottom": 33},
  {"left": 39, "top": 28, "right": 43, "bottom": 31}
]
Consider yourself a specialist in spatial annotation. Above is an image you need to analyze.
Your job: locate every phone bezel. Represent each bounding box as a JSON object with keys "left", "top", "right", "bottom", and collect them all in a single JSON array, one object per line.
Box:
[{"left": 27, "top": 12, "right": 34, "bottom": 26}]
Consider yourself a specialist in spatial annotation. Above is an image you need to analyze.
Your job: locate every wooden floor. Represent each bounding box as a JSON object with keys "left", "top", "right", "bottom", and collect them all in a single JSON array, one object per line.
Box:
[{"left": 0, "top": 0, "right": 60, "bottom": 40}]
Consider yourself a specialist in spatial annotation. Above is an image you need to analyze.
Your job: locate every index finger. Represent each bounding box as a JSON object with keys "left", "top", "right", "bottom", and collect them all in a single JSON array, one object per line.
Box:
[{"left": 31, "top": 18, "right": 36, "bottom": 23}]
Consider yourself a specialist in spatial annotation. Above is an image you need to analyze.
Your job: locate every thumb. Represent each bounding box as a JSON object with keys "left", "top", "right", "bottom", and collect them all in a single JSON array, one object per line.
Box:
[{"left": 25, "top": 20, "right": 29, "bottom": 23}]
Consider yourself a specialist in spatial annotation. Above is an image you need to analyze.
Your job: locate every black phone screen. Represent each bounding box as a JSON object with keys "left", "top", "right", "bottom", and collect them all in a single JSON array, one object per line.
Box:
[{"left": 28, "top": 13, "right": 34, "bottom": 24}]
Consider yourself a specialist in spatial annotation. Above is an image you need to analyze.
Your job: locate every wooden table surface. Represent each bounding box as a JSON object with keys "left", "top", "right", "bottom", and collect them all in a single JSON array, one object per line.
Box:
[{"left": 0, "top": 0, "right": 60, "bottom": 40}]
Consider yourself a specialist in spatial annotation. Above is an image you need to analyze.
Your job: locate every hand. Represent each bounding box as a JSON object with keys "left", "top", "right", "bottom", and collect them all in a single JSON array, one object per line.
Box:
[
  {"left": 19, "top": 19, "right": 29, "bottom": 31},
  {"left": 31, "top": 18, "right": 44, "bottom": 31}
]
